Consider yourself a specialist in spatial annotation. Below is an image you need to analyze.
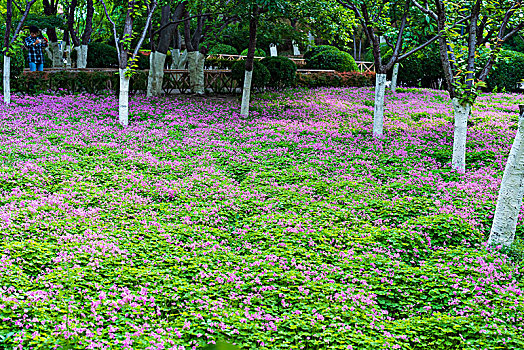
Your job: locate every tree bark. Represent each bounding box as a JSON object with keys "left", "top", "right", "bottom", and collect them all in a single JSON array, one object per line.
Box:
[
  {"left": 373, "top": 73, "right": 387, "bottom": 137},
  {"left": 171, "top": 48, "right": 188, "bottom": 69},
  {"left": 119, "top": 68, "right": 130, "bottom": 126},
  {"left": 187, "top": 51, "right": 205, "bottom": 94},
  {"left": 3, "top": 56, "right": 11, "bottom": 105},
  {"left": 75, "top": 45, "right": 88, "bottom": 68},
  {"left": 488, "top": 105, "right": 524, "bottom": 248},
  {"left": 147, "top": 51, "right": 167, "bottom": 96},
  {"left": 64, "top": 45, "right": 72, "bottom": 68},
  {"left": 391, "top": 63, "right": 399, "bottom": 92},
  {"left": 48, "top": 42, "right": 63, "bottom": 67},
  {"left": 451, "top": 98, "right": 471, "bottom": 173},
  {"left": 240, "top": 70, "right": 253, "bottom": 116}
]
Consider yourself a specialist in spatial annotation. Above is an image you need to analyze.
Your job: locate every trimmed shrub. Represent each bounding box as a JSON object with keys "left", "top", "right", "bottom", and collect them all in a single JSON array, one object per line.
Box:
[
  {"left": 383, "top": 45, "right": 444, "bottom": 88},
  {"left": 296, "top": 71, "right": 375, "bottom": 88},
  {"left": 87, "top": 42, "right": 118, "bottom": 68},
  {"left": 486, "top": 49, "right": 524, "bottom": 92},
  {"left": 208, "top": 44, "right": 238, "bottom": 55},
  {"left": 231, "top": 60, "right": 270, "bottom": 89},
  {"left": 240, "top": 48, "right": 266, "bottom": 57},
  {"left": 260, "top": 56, "right": 297, "bottom": 88},
  {"left": 205, "top": 57, "right": 236, "bottom": 69},
  {"left": 303, "top": 45, "right": 339, "bottom": 61},
  {"left": 363, "top": 43, "right": 391, "bottom": 62},
  {"left": 306, "top": 49, "right": 358, "bottom": 72}
]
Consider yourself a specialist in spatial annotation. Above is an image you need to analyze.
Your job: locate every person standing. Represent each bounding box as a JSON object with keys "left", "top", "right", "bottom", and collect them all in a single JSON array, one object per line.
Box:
[{"left": 24, "top": 26, "right": 48, "bottom": 72}]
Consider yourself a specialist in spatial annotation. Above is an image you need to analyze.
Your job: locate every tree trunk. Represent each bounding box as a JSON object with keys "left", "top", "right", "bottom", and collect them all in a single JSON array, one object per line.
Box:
[
  {"left": 240, "top": 70, "right": 253, "bottom": 116},
  {"left": 171, "top": 49, "right": 188, "bottom": 69},
  {"left": 187, "top": 51, "right": 205, "bottom": 94},
  {"left": 391, "top": 63, "right": 399, "bottom": 92},
  {"left": 240, "top": 8, "right": 259, "bottom": 118},
  {"left": 451, "top": 98, "right": 471, "bottom": 173},
  {"left": 64, "top": 44, "right": 72, "bottom": 68},
  {"left": 147, "top": 51, "right": 167, "bottom": 97},
  {"left": 119, "top": 69, "right": 130, "bottom": 127},
  {"left": 75, "top": 45, "right": 88, "bottom": 68},
  {"left": 373, "top": 73, "right": 387, "bottom": 137},
  {"left": 48, "top": 42, "right": 63, "bottom": 67},
  {"left": 3, "top": 55, "right": 10, "bottom": 105},
  {"left": 488, "top": 105, "right": 524, "bottom": 248}
]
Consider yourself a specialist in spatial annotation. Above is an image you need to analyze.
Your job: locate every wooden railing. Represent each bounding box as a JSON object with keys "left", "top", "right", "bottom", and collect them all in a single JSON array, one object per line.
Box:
[
  {"left": 356, "top": 61, "right": 374, "bottom": 73},
  {"left": 207, "top": 54, "right": 306, "bottom": 66}
]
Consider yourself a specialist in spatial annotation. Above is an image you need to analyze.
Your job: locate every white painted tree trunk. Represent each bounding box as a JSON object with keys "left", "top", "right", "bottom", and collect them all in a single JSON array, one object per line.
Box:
[
  {"left": 75, "top": 45, "right": 88, "bottom": 68},
  {"left": 171, "top": 49, "right": 188, "bottom": 69},
  {"left": 373, "top": 73, "right": 387, "bottom": 137},
  {"left": 119, "top": 69, "right": 130, "bottom": 127},
  {"left": 48, "top": 42, "right": 63, "bottom": 67},
  {"left": 187, "top": 51, "right": 205, "bottom": 94},
  {"left": 269, "top": 44, "right": 278, "bottom": 57},
  {"left": 240, "top": 70, "right": 253, "bottom": 117},
  {"left": 451, "top": 98, "right": 471, "bottom": 173},
  {"left": 3, "top": 55, "right": 10, "bottom": 105},
  {"left": 147, "top": 52, "right": 167, "bottom": 97},
  {"left": 64, "top": 45, "right": 72, "bottom": 68},
  {"left": 391, "top": 63, "right": 399, "bottom": 93},
  {"left": 488, "top": 106, "right": 524, "bottom": 248}
]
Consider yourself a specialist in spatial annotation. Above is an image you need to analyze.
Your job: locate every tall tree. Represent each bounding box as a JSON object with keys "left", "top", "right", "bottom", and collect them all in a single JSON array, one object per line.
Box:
[
  {"left": 337, "top": 0, "right": 468, "bottom": 137},
  {"left": 181, "top": 0, "right": 238, "bottom": 94},
  {"left": 413, "top": 0, "right": 524, "bottom": 172},
  {"left": 101, "top": 0, "right": 158, "bottom": 126},
  {"left": 147, "top": 0, "right": 186, "bottom": 97},
  {"left": 42, "top": 0, "right": 63, "bottom": 67},
  {"left": 67, "top": 0, "right": 95, "bottom": 68},
  {"left": 239, "top": 0, "right": 283, "bottom": 117},
  {"left": 2, "top": 0, "right": 37, "bottom": 105}
]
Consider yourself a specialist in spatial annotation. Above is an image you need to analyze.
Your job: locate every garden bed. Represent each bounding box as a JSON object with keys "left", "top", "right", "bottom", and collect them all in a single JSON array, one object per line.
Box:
[{"left": 0, "top": 88, "right": 523, "bottom": 349}]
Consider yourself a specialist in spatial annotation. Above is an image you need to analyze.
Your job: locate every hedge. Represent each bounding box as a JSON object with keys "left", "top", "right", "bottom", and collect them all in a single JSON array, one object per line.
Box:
[
  {"left": 231, "top": 60, "right": 270, "bottom": 89},
  {"left": 297, "top": 71, "right": 376, "bottom": 88},
  {"left": 260, "top": 56, "right": 297, "bottom": 88}
]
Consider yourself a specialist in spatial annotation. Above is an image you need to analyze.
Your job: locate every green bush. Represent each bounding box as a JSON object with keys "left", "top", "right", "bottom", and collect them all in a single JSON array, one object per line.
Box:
[
  {"left": 306, "top": 48, "right": 358, "bottom": 72},
  {"left": 486, "top": 49, "right": 524, "bottom": 92},
  {"left": 363, "top": 43, "right": 391, "bottom": 62},
  {"left": 260, "top": 56, "right": 297, "bottom": 88},
  {"left": 296, "top": 71, "right": 375, "bottom": 88},
  {"left": 87, "top": 42, "right": 118, "bottom": 68},
  {"left": 303, "top": 45, "right": 339, "bottom": 61},
  {"left": 208, "top": 44, "right": 238, "bottom": 55},
  {"left": 384, "top": 44, "right": 444, "bottom": 88},
  {"left": 240, "top": 48, "right": 266, "bottom": 57},
  {"left": 205, "top": 57, "right": 236, "bottom": 69},
  {"left": 231, "top": 60, "right": 270, "bottom": 89}
]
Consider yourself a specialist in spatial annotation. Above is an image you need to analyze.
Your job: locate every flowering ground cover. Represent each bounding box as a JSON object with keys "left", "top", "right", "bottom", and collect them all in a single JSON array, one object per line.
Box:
[{"left": 0, "top": 88, "right": 523, "bottom": 350}]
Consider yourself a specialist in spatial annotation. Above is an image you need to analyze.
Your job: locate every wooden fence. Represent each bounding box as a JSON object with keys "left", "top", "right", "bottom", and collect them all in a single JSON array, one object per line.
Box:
[
  {"left": 206, "top": 54, "right": 375, "bottom": 72},
  {"left": 19, "top": 67, "right": 373, "bottom": 94}
]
